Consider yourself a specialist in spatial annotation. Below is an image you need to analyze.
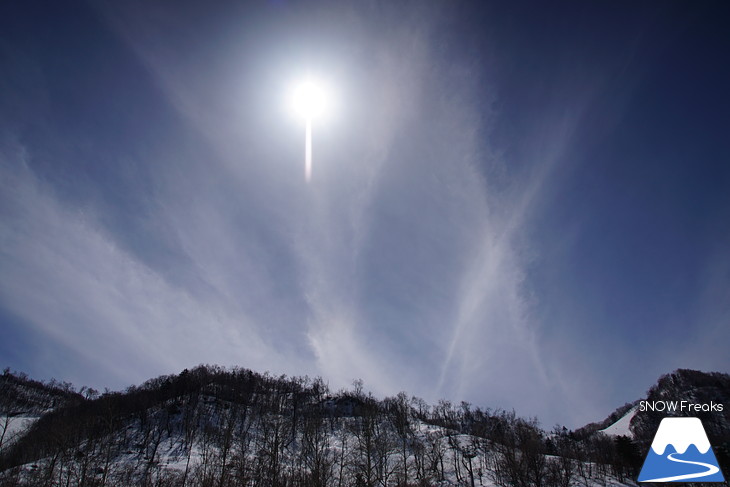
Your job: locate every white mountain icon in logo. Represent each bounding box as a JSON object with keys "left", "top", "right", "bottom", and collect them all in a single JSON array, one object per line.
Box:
[{"left": 638, "top": 417, "right": 725, "bottom": 482}]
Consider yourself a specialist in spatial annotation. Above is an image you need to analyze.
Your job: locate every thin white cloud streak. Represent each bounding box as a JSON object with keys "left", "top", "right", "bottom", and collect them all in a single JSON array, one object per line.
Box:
[
  {"left": 433, "top": 93, "right": 604, "bottom": 419},
  {"left": 0, "top": 147, "right": 306, "bottom": 389},
  {"left": 291, "top": 8, "right": 438, "bottom": 396}
]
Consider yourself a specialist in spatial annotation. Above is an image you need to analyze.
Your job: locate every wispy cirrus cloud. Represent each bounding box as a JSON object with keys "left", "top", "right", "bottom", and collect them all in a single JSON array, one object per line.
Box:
[
  {"left": 0, "top": 0, "right": 572, "bottom": 422},
  {"left": 0, "top": 144, "right": 312, "bottom": 388}
]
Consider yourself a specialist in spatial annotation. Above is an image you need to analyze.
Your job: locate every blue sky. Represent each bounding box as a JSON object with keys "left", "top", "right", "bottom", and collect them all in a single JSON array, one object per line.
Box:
[{"left": 1, "top": 0, "right": 728, "bottom": 428}]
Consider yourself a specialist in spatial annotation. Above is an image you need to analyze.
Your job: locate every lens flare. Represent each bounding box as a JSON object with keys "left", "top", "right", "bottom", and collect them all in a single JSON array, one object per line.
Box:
[{"left": 288, "top": 75, "right": 334, "bottom": 182}]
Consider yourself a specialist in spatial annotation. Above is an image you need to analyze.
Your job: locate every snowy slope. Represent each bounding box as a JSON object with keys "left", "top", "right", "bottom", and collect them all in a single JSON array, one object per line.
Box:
[
  {"left": 599, "top": 405, "right": 637, "bottom": 437},
  {"left": 5, "top": 416, "right": 637, "bottom": 487},
  {"left": 0, "top": 416, "right": 38, "bottom": 450}
]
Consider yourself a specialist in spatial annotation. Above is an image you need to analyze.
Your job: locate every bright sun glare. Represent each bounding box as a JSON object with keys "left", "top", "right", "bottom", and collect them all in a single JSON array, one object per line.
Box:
[
  {"left": 287, "top": 74, "right": 336, "bottom": 182},
  {"left": 289, "top": 77, "right": 332, "bottom": 120}
]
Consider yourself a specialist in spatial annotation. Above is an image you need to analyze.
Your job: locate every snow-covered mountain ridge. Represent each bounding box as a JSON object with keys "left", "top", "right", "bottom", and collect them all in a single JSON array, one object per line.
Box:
[
  {"left": 587, "top": 369, "right": 730, "bottom": 447},
  {"left": 0, "top": 366, "right": 727, "bottom": 486}
]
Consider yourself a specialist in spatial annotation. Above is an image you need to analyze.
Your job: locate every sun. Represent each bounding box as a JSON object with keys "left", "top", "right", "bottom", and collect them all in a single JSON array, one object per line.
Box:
[
  {"left": 289, "top": 76, "right": 332, "bottom": 121},
  {"left": 286, "top": 73, "right": 337, "bottom": 182}
]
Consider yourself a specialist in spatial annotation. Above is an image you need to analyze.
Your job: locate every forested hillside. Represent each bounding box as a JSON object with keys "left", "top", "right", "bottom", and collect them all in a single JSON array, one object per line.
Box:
[{"left": 0, "top": 366, "right": 727, "bottom": 486}]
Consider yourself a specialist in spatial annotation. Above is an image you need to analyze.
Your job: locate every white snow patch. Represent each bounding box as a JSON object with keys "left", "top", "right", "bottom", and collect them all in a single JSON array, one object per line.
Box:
[
  {"left": 599, "top": 406, "right": 637, "bottom": 438},
  {"left": 0, "top": 415, "right": 38, "bottom": 448}
]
